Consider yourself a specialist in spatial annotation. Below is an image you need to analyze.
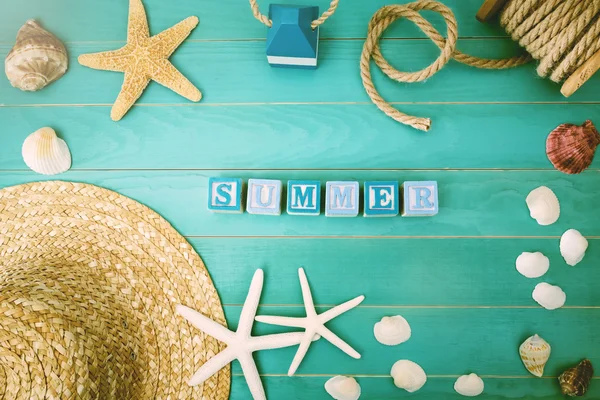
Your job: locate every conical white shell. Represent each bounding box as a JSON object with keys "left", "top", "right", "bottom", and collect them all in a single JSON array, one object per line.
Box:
[
  {"left": 454, "top": 373, "right": 484, "bottom": 397},
  {"left": 324, "top": 376, "right": 361, "bottom": 400},
  {"left": 560, "top": 229, "right": 588, "bottom": 266},
  {"left": 5, "top": 20, "right": 68, "bottom": 91},
  {"left": 22, "top": 127, "right": 71, "bottom": 175},
  {"left": 374, "top": 315, "right": 411, "bottom": 346},
  {"left": 390, "top": 360, "right": 427, "bottom": 393},
  {"left": 532, "top": 282, "right": 566, "bottom": 310},
  {"left": 516, "top": 252, "right": 549, "bottom": 278},
  {"left": 526, "top": 186, "right": 560, "bottom": 226},
  {"left": 519, "top": 334, "right": 551, "bottom": 377}
]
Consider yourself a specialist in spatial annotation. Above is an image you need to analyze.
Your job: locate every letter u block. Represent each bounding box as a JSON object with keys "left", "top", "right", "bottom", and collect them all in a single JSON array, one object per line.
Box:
[
  {"left": 325, "top": 181, "right": 359, "bottom": 217},
  {"left": 364, "top": 181, "right": 399, "bottom": 217},
  {"left": 207, "top": 177, "right": 244, "bottom": 213},
  {"left": 287, "top": 180, "right": 321, "bottom": 216},
  {"left": 247, "top": 179, "right": 283, "bottom": 215},
  {"left": 401, "top": 181, "right": 438, "bottom": 216}
]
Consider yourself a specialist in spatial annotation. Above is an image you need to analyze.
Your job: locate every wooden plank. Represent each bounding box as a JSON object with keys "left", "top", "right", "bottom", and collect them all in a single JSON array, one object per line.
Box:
[
  {"left": 231, "top": 375, "right": 600, "bottom": 399},
  {"left": 194, "top": 238, "right": 600, "bottom": 307},
  {"left": 0, "top": 0, "right": 506, "bottom": 43},
  {"left": 0, "top": 104, "right": 598, "bottom": 171},
  {"left": 4, "top": 39, "right": 597, "bottom": 106},
  {"left": 219, "top": 306, "right": 600, "bottom": 376},
  {"left": 0, "top": 170, "right": 598, "bottom": 237}
]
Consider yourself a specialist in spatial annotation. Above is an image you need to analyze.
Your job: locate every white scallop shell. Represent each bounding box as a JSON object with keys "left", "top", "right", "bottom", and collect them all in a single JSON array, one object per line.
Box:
[
  {"left": 374, "top": 315, "right": 411, "bottom": 346},
  {"left": 324, "top": 376, "right": 361, "bottom": 400},
  {"left": 22, "top": 127, "right": 71, "bottom": 175},
  {"left": 526, "top": 186, "right": 560, "bottom": 226},
  {"left": 519, "top": 334, "right": 551, "bottom": 377},
  {"left": 560, "top": 229, "right": 588, "bottom": 266},
  {"left": 515, "top": 252, "right": 549, "bottom": 278},
  {"left": 5, "top": 20, "right": 68, "bottom": 91},
  {"left": 390, "top": 360, "right": 427, "bottom": 393},
  {"left": 532, "top": 282, "right": 566, "bottom": 310},
  {"left": 454, "top": 373, "right": 484, "bottom": 397}
]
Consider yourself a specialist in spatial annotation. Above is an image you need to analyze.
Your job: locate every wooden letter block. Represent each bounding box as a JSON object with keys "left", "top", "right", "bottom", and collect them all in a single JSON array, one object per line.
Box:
[
  {"left": 266, "top": 5, "right": 319, "bottom": 69},
  {"left": 287, "top": 180, "right": 321, "bottom": 216},
  {"left": 325, "top": 181, "right": 359, "bottom": 217},
  {"left": 247, "top": 179, "right": 282, "bottom": 215},
  {"left": 207, "top": 177, "right": 243, "bottom": 213},
  {"left": 402, "top": 181, "right": 438, "bottom": 216},
  {"left": 364, "top": 181, "right": 399, "bottom": 217}
]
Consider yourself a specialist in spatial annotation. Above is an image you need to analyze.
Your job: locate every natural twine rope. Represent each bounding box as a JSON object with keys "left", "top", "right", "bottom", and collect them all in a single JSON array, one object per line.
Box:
[
  {"left": 249, "top": 0, "right": 339, "bottom": 29},
  {"left": 361, "top": 0, "right": 600, "bottom": 131}
]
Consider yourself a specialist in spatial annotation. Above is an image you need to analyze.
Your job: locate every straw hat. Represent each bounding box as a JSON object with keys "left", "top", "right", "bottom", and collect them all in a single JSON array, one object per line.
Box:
[{"left": 0, "top": 181, "right": 230, "bottom": 399}]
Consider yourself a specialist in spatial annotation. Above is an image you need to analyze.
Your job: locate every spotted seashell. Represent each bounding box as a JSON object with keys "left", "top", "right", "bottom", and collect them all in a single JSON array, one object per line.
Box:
[
  {"left": 22, "top": 127, "right": 71, "bottom": 175},
  {"left": 5, "top": 20, "right": 68, "bottom": 91},
  {"left": 559, "top": 359, "right": 593, "bottom": 397},
  {"left": 546, "top": 120, "right": 600, "bottom": 174},
  {"left": 519, "top": 334, "right": 551, "bottom": 377}
]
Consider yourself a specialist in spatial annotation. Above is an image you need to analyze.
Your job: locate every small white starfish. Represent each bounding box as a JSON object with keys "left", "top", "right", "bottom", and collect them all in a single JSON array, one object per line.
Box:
[
  {"left": 177, "top": 269, "right": 312, "bottom": 400},
  {"left": 255, "top": 267, "right": 365, "bottom": 376}
]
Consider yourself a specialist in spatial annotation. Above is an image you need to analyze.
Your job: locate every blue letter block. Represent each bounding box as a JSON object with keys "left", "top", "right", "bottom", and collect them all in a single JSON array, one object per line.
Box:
[
  {"left": 402, "top": 181, "right": 438, "bottom": 216},
  {"left": 325, "top": 181, "right": 359, "bottom": 217},
  {"left": 247, "top": 179, "right": 282, "bottom": 215},
  {"left": 208, "top": 177, "right": 243, "bottom": 213},
  {"left": 287, "top": 180, "right": 321, "bottom": 216},
  {"left": 364, "top": 181, "right": 399, "bottom": 217},
  {"left": 266, "top": 5, "right": 319, "bottom": 69}
]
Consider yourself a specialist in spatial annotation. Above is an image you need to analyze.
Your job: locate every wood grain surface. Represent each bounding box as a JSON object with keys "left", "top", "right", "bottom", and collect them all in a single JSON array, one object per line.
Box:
[{"left": 1, "top": 0, "right": 598, "bottom": 398}]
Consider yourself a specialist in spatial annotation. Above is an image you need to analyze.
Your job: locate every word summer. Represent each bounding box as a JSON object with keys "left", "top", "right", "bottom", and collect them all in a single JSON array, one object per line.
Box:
[{"left": 208, "top": 178, "right": 438, "bottom": 217}]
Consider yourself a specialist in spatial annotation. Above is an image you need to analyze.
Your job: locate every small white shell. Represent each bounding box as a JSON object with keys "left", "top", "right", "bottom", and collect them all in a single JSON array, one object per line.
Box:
[
  {"left": 22, "top": 127, "right": 71, "bottom": 175},
  {"left": 324, "top": 376, "right": 361, "bottom": 400},
  {"left": 374, "top": 315, "right": 411, "bottom": 346},
  {"left": 454, "top": 373, "right": 484, "bottom": 397},
  {"left": 560, "top": 229, "right": 588, "bottom": 266},
  {"left": 390, "top": 360, "right": 427, "bottom": 393},
  {"left": 526, "top": 186, "right": 560, "bottom": 226},
  {"left": 532, "top": 282, "right": 566, "bottom": 310},
  {"left": 519, "top": 334, "right": 551, "bottom": 377},
  {"left": 516, "top": 252, "right": 550, "bottom": 278}
]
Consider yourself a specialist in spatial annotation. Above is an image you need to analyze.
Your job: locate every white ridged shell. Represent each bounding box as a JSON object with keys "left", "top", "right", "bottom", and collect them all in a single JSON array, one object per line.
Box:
[
  {"left": 5, "top": 20, "right": 68, "bottom": 91},
  {"left": 324, "top": 376, "right": 361, "bottom": 400},
  {"left": 532, "top": 282, "right": 566, "bottom": 310},
  {"left": 390, "top": 360, "right": 426, "bottom": 393},
  {"left": 454, "top": 373, "right": 484, "bottom": 397},
  {"left": 374, "top": 315, "right": 411, "bottom": 346},
  {"left": 526, "top": 186, "right": 560, "bottom": 226},
  {"left": 22, "top": 127, "right": 71, "bottom": 175},
  {"left": 519, "top": 334, "right": 551, "bottom": 377},
  {"left": 515, "top": 252, "right": 550, "bottom": 278},
  {"left": 560, "top": 229, "right": 588, "bottom": 266}
]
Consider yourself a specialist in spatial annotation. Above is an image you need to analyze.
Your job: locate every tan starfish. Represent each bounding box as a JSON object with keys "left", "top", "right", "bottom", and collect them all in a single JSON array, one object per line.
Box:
[{"left": 78, "top": 0, "right": 201, "bottom": 121}]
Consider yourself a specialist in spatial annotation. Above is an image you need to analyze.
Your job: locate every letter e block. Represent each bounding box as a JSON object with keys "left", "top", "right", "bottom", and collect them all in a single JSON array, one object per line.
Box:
[
  {"left": 208, "top": 177, "right": 243, "bottom": 213},
  {"left": 325, "top": 181, "right": 359, "bottom": 217},
  {"left": 402, "top": 181, "right": 438, "bottom": 216},
  {"left": 364, "top": 181, "right": 399, "bottom": 217},
  {"left": 247, "top": 179, "right": 283, "bottom": 215},
  {"left": 287, "top": 180, "right": 321, "bottom": 216}
]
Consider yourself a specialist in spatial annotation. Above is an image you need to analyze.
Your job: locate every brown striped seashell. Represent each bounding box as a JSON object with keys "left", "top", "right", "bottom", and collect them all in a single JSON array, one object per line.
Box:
[
  {"left": 546, "top": 120, "right": 600, "bottom": 174},
  {"left": 558, "top": 359, "right": 594, "bottom": 397}
]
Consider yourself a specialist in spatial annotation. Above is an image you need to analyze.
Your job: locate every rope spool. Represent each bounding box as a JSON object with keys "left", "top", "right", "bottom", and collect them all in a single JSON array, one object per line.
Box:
[{"left": 361, "top": 0, "right": 600, "bottom": 131}]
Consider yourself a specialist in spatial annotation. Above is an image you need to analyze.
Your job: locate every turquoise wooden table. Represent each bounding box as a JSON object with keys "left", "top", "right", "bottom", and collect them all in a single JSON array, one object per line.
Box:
[{"left": 1, "top": 0, "right": 599, "bottom": 398}]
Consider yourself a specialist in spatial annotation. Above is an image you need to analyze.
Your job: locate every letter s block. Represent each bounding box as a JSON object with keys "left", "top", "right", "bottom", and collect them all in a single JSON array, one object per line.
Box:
[
  {"left": 325, "top": 181, "right": 359, "bottom": 217},
  {"left": 287, "top": 180, "right": 321, "bottom": 216},
  {"left": 208, "top": 177, "right": 244, "bottom": 213},
  {"left": 247, "top": 179, "right": 283, "bottom": 215},
  {"left": 401, "top": 181, "right": 438, "bottom": 216}
]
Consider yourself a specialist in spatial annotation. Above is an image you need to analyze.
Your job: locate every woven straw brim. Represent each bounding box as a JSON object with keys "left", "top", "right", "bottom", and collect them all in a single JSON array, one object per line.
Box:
[{"left": 0, "top": 181, "right": 230, "bottom": 400}]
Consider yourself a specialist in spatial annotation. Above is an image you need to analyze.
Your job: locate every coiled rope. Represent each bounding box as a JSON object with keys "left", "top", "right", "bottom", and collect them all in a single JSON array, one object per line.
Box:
[
  {"left": 249, "top": 0, "right": 339, "bottom": 30},
  {"left": 361, "top": 0, "right": 600, "bottom": 131}
]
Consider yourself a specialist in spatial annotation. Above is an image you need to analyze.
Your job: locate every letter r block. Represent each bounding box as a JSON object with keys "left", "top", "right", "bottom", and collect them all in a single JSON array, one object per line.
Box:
[
  {"left": 364, "top": 181, "right": 399, "bottom": 217},
  {"left": 325, "top": 181, "right": 359, "bottom": 217},
  {"left": 247, "top": 179, "right": 283, "bottom": 215},
  {"left": 402, "top": 181, "right": 438, "bottom": 216},
  {"left": 207, "top": 177, "right": 244, "bottom": 213},
  {"left": 287, "top": 180, "right": 321, "bottom": 216}
]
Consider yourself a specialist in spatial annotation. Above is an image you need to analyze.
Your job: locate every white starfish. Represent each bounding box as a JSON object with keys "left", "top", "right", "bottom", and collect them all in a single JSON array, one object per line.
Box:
[
  {"left": 255, "top": 267, "right": 365, "bottom": 376},
  {"left": 176, "top": 269, "right": 312, "bottom": 400}
]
